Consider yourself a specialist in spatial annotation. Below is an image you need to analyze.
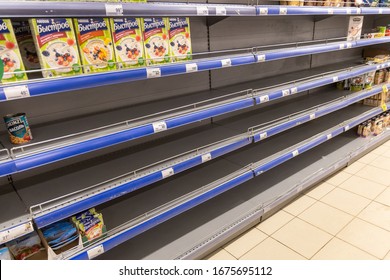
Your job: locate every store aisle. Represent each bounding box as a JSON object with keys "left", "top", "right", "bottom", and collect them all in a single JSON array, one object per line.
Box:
[{"left": 205, "top": 140, "right": 390, "bottom": 260}]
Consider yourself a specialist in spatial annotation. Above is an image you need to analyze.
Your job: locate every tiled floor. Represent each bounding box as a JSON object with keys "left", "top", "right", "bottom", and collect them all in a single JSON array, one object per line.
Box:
[{"left": 205, "top": 140, "right": 390, "bottom": 260}]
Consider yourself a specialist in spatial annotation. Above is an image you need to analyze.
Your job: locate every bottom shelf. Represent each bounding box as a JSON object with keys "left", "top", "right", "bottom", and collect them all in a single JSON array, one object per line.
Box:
[{"left": 97, "top": 128, "right": 390, "bottom": 260}]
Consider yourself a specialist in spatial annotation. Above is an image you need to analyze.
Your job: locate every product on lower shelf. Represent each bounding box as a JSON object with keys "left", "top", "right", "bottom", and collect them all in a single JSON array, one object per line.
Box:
[
  {"left": 347, "top": 16, "right": 363, "bottom": 41},
  {"left": 3, "top": 112, "right": 33, "bottom": 145},
  {"left": 41, "top": 220, "right": 79, "bottom": 251},
  {"left": 357, "top": 111, "right": 390, "bottom": 137},
  {"left": 30, "top": 18, "right": 82, "bottom": 78},
  {"left": 74, "top": 18, "right": 116, "bottom": 73},
  {"left": 8, "top": 231, "right": 44, "bottom": 260},
  {"left": 72, "top": 208, "right": 106, "bottom": 244},
  {"left": 110, "top": 17, "right": 145, "bottom": 69},
  {"left": 167, "top": 17, "right": 192, "bottom": 62},
  {"left": 0, "top": 19, "right": 28, "bottom": 83},
  {"left": 0, "top": 246, "right": 13, "bottom": 260},
  {"left": 141, "top": 17, "right": 170, "bottom": 66}
]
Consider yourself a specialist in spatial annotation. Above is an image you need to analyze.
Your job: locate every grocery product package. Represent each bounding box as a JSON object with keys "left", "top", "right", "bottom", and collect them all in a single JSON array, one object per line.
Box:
[
  {"left": 72, "top": 208, "right": 107, "bottom": 245},
  {"left": 167, "top": 17, "right": 192, "bottom": 62},
  {"left": 42, "top": 220, "right": 79, "bottom": 251},
  {"left": 110, "top": 18, "right": 145, "bottom": 69},
  {"left": 12, "top": 20, "right": 39, "bottom": 71},
  {"left": 74, "top": 18, "right": 116, "bottom": 73},
  {"left": 347, "top": 16, "right": 363, "bottom": 41},
  {"left": 8, "top": 231, "right": 44, "bottom": 260},
  {"left": 30, "top": 18, "right": 82, "bottom": 78},
  {"left": 0, "top": 19, "right": 28, "bottom": 83},
  {"left": 141, "top": 17, "right": 171, "bottom": 66},
  {"left": 0, "top": 246, "right": 13, "bottom": 260}
]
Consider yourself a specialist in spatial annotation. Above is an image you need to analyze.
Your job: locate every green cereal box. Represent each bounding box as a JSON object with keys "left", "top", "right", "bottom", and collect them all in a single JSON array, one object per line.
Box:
[
  {"left": 110, "top": 18, "right": 145, "bottom": 69},
  {"left": 0, "top": 19, "right": 27, "bottom": 83},
  {"left": 12, "top": 20, "right": 40, "bottom": 71},
  {"left": 30, "top": 18, "right": 82, "bottom": 78},
  {"left": 141, "top": 18, "right": 170, "bottom": 66},
  {"left": 74, "top": 18, "right": 116, "bottom": 74},
  {"left": 167, "top": 17, "right": 192, "bottom": 62}
]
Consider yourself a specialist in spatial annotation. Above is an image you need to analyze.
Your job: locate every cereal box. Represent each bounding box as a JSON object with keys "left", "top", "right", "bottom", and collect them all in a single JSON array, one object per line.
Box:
[
  {"left": 30, "top": 18, "right": 82, "bottom": 78},
  {"left": 12, "top": 20, "right": 39, "bottom": 71},
  {"left": 141, "top": 17, "right": 170, "bottom": 66},
  {"left": 110, "top": 18, "right": 145, "bottom": 69},
  {"left": 347, "top": 16, "right": 363, "bottom": 41},
  {"left": 0, "top": 19, "right": 27, "bottom": 83},
  {"left": 167, "top": 17, "right": 192, "bottom": 62},
  {"left": 74, "top": 18, "right": 116, "bottom": 73}
]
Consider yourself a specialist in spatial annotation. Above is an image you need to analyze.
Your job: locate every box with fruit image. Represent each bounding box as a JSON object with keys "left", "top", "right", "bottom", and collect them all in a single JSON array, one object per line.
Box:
[
  {"left": 74, "top": 18, "right": 116, "bottom": 74},
  {"left": 0, "top": 19, "right": 28, "bottom": 83},
  {"left": 141, "top": 17, "right": 171, "bottom": 66},
  {"left": 110, "top": 18, "right": 145, "bottom": 69},
  {"left": 167, "top": 17, "right": 192, "bottom": 62},
  {"left": 30, "top": 18, "right": 82, "bottom": 78}
]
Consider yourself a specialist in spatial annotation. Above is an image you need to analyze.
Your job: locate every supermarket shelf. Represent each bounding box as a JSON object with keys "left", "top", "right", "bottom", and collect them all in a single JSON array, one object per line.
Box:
[
  {"left": 1, "top": 37, "right": 389, "bottom": 103},
  {"left": 67, "top": 103, "right": 384, "bottom": 260},
  {"left": 1, "top": 59, "right": 389, "bottom": 177}
]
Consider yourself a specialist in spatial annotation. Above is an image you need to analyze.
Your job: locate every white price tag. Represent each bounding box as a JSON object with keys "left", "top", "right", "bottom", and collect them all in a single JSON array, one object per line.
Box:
[
  {"left": 327, "top": 133, "right": 332, "bottom": 140},
  {"left": 357, "top": 8, "right": 361, "bottom": 14},
  {"left": 201, "top": 153, "right": 212, "bottom": 163},
  {"left": 259, "top": 95, "right": 269, "bottom": 103},
  {"left": 0, "top": 222, "right": 33, "bottom": 244},
  {"left": 263, "top": 205, "right": 271, "bottom": 213},
  {"left": 260, "top": 132, "right": 268, "bottom": 140},
  {"left": 105, "top": 3, "right": 123, "bottom": 16},
  {"left": 297, "top": 186, "right": 303, "bottom": 193},
  {"left": 221, "top": 59, "right": 232, "bottom": 67},
  {"left": 346, "top": 42, "right": 352, "bottom": 48},
  {"left": 3, "top": 85, "right": 30, "bottom": 100},
  {"left": 87, "top": 245, "right": 104, "bottom": 260},
  {"left": 147, "top": 68, "right": 161, "bottom": 78},
  {"left": 379, "top": 8, "right": 383, "bottom": 14},
  {"left": 257, "top": 54, "right": 266, "bottom": 62},
  {"left": 344, "top": 125, "right": 350, "bottom": 131},
  {"left": 197, "top": 6, "right": 209, "bottom": 15},
  {"left": 282, "top": 89, "right": 290, "bottom": 96},
  {"left": 162, "top": 167, "right": 174, "bottom": 178},
  {"left": 346, "top": 8, "right": 351, "bottom": 14},
  {"left": 291, "top": 87, "right": 298, "bottom": 94},
  {"left": 259, "top": 8, "right": 268, "bottom": 15},
  {"left": 292, "top": 150, "right": 299, "bottom": 157},
  {"left": 333, "top": 76, "right": 338, "bottom": 82},
  {"left": 152, "top": 121, "right": 167, "bottom": 133},
  {"left": 310, "top": 113, "right": 316, "bottom": 120},
  {"left": 328, "top": 9, "right": 334, "bottom": 14},
  {"left": 216, "top": 6, "right": 227, "bottom": 16},
  {"left": 185, "top": 63, "right": 198, "bottom": 73},
  {"left": 279, "top": 7, "right": 287, "bottom": 15},
  {"left": 339, "top": 44, "right": 345, "bottom": 50}
]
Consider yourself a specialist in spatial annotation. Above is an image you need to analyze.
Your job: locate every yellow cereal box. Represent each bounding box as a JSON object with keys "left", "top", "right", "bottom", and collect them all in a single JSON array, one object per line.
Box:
[
  {"left": 167, "top": 17, "right": 192, "bottom": 62},
  {"left": 141, "top": 18, "right": 170, "bottom": 66}
]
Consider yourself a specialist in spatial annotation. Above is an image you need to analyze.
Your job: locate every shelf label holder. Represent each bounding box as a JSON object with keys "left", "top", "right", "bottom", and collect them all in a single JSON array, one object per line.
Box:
[
  {"left": 147, "top": 68, "right": 161, "bottom": 79},
  {"left": 197, "top": 6, "right": 209, "bottom": 16},
  {"left": 152, "top": 121, "right": 167, "bottom": 133},
  {"left": 0, "top": 221, "right": 33, "bottom": 245},
  {"left": 87, "top": 245, "right": 104, "bottom": 260},
  {"left": 185, "top": 63, "right": 198, "bottom": 73},
  {"left": 216, "top": 7, "right": 227, "bottom": 16},
  {"left": 201, "top": 153, "right": 212, "bottom": 163},
  {"left": 162, "top": 167, "right": 174, "bottom": 178},
  {"left": 3, "top": 85, "right": 30, "bottom": 100},
  {"left": 105, "top": 3, "right": 123, "bottom": 16}
]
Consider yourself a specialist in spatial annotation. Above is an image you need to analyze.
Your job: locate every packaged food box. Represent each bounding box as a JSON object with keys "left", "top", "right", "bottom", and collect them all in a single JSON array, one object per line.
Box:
[
  {"left": 74, "top": 18, "right": 116, "bottom": 74},
  {"left": 347, "top": 16, "right": 363, "bottom": 41},
  {"left": 350, "top": 75, "right": 364, "bottom": 91},
  {"left": 0, "top": 19, "right": 28, "bottom": 83},
  {"left": 72, "top": 208, "right": 107, "bottom": 245},
  {"left": 141, "top": 17, "right": 170, "bottom": 66},
  {"left": 30, "top": 18, "right": 82, "bottom": 78},
  {"left": 167, "top": 17, "right": 192, "bottom": 62},
  {"left": 0, "top": 246, "right": 13, "bottom": 260},
  {"left": 110, "top": 18, "right": 145, "bottom": 69},
  {"left": 8, "top": 231, "right": 44, "bottom": 260},
  {"left": 12, "top": 20, "right": 39, "bottom": 71}
]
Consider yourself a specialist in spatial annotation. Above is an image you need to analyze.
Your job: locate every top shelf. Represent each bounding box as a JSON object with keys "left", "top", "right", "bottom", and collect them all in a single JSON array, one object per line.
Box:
[{"left": 0, "top": 2, "right": 389, "bottom": 18}]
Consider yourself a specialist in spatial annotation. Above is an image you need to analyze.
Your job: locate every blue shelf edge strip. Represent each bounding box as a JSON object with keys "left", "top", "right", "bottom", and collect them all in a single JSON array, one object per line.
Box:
[
  {"left": 68, "top": 103, "right": 386, "bottom": 260},
  {"left": 256, "top": 5, "right": 390, "bottom": 15}
]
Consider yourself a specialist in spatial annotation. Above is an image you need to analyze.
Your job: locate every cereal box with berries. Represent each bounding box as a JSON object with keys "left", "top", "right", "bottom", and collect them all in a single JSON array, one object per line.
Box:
[
  {"left": 12, "top": 20, "right": 39, "bottom": 71},
  {"left": 74, "top": 18, "right": 116, "bottom": 74},
  {"left": 30, "top": 18, "right": 82, "bottom": 78},
  {"left": 167, "top": 17, "right": 192, "bottom": 62},
  {"left": 0, "top": 19, "right": 28, "bottom": 83},
  {"left": 110, "top": 18, "right": 145, "bottom": 69},
  {"left": 141, "top": 17, "right": 170, "bottom": 66}
]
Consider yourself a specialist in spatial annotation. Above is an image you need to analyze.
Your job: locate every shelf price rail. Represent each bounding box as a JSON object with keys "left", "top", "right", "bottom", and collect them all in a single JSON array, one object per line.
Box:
[{"left": 256, "top": 5, "right": 390, "bottom": 15}]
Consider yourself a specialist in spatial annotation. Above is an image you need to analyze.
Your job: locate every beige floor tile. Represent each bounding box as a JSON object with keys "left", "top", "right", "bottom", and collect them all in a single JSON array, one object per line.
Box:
[
  {"left": 325, "top": 171, "right": 352, "bottom": 186},
  {"left": 357, "top": 152, "right": 379, "bottom": 164},
  {"left": 223, "top": 228, "right": 267, "bottom": 259},
  {"left": 369, "top": 156, "right": 390, "bottom": 172},
  {"left": 312, "top": 238, "right": 378, "bottom": 260},
  {"left": 337, "top": 218, "right": 390, "bottom": 259},
  {"left": 320, "top": 188, "right": 371, "bottom": 216},
  {"left": 240, "top": 237, "right": 306, "bottom": 260},
  {"left": 382, "top": 149, "right": 390, "bottom": 158},
  {"left": 343, "top": 161, "right": 366, "bottom": 175},
  {"left": 304, "top": 182, "right": 335, "bottom": 200},
  {"left": 338, "top": 176, "right": 387, "bottom": 200},
  {"left": 298, "top": 202, "right": 353, "bottom": 235},
  {"left": 384, "top": 251, "right": 390, "bottom": 260},
  {"left": 256, "top": 210, "right": 294, "bottom": 235},
  {"left": 383, "top": 139, "right": 390, "bottom": 147},
  {"left": 357, "top": 165, "right": 390, "bottom": 186},
  {"left": 371, "top": 145, "right": 390, "bottom": 155},
  {"left": 272, "top": 218, "right": 332, "bottom": 259},
  {"left": 358, "top": 201, "right": 390, "bottom": 232},
  {"left": 283, "top": 195, "right": 316, "bottom": 216},
  {"left": 375, "top": 188, "right": 390, "bottom": 207},
  {"left": 205, "top": 248, "right": 236, "bottom": 260}
]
